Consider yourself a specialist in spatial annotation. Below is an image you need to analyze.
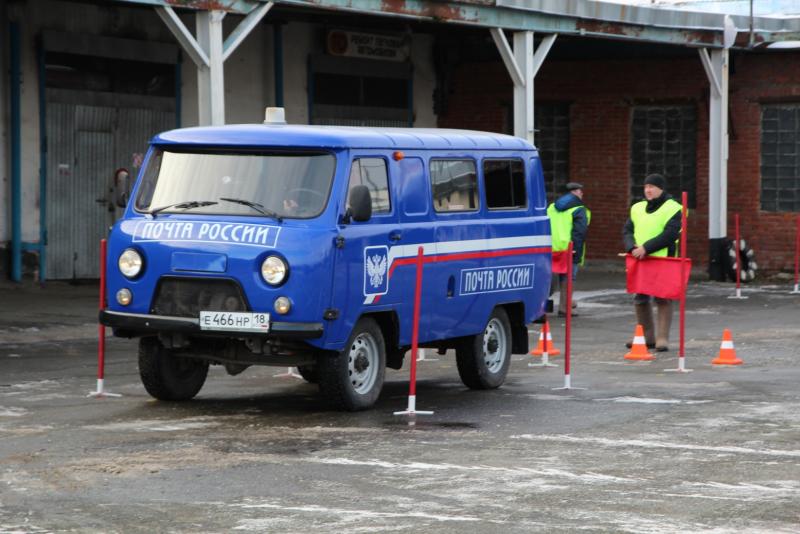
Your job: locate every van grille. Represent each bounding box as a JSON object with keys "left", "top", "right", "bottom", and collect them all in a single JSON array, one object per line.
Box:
[{"left": 150, "top": 277, "right": 249, "bottom": 318}]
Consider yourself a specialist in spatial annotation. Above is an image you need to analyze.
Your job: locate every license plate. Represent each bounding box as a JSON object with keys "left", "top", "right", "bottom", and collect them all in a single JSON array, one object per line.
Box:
[{"left": 199, "top": 311, "right": 270, "bottom": 332}]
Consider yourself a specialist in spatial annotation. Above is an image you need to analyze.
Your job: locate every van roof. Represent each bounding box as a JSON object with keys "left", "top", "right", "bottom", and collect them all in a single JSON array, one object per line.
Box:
[{"left": 152, "top": 124, "right": 536, "bottom": 152}]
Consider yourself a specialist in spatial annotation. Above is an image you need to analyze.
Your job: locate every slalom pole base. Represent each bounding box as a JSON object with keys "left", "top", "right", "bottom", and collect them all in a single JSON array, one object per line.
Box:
[
  {"left": 529, "top": 353, "right": 557, "bottom": 368},
  {"left": 727, "top": 289, "right": 748, "bottom": 300},
  {"left": 791, "top": 284, "right": 800, "bottom": 294},
  {"left": 273, "top": 367, "right": 302, "bottom": 379},
  {"left": 552, "top": 374, "right": 586, "bottom": 391},
  {"left": 664, "top": 357, "right": 693, "bottom": 373},
  {"left": 416, "top": 349, "right": 439, "bottom": 362},
  {"left": 87, "top": 379, "right": 122, "bottom": 398},
  {"left": 393, "top": 395, "right": 433, "bottom": 416}
]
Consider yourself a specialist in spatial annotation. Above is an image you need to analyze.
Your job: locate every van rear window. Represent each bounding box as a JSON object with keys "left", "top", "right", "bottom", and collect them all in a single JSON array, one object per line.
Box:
[
  {"left": 430, "top": 159, "right": 479, "bottom": 212},
  {"left": 483, "top": 159, "right": 527, "bottom": 210}
]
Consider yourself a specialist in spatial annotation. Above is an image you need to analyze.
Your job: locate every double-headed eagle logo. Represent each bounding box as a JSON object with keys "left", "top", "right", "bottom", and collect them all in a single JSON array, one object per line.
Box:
[{"left": 366, "top": 254, "right": 387, "bottom": 288}]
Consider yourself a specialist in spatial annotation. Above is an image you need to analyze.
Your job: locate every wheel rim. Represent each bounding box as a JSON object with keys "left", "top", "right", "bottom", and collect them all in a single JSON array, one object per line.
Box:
[
  {"left": 483, "top": 318, "right": 507, "bottom": 373},
  {"left": 348, "top": 332, "right": 379, "bottom": 395}
]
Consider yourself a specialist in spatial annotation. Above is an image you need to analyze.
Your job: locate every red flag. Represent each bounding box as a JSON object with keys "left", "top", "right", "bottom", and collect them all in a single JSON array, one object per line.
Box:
[
  {"left": 626, "top": 255, "right": 691, "bottom": 300},
  {"left": 552, "top": 251, "right": 569, "bottom": 274}
]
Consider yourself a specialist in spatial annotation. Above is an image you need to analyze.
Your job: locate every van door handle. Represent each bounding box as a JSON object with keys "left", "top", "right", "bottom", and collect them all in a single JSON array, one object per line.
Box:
[{"left": 389, "top": 231, "right": 402, "bottom": 241}]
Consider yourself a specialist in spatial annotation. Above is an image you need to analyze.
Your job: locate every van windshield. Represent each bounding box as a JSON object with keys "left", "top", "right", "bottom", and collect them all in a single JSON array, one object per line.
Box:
[{"left": 135, "top": 149, "right": 336, "bottom": 219}]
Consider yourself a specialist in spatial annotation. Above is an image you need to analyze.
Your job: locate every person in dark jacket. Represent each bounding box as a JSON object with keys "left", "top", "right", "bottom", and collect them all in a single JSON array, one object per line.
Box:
[
  {"left": 548, "top": 182, "right": 590, "bottom": 316},
  {"left": 622, "top": 173, "right": 682, "bottom": 351}
]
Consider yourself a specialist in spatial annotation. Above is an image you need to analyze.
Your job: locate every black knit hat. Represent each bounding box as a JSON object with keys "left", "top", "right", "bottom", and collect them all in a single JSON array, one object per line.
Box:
[
  {"left": 565, "top": 182, "right": 584, "bottom": 192},
  {"left": 643, "top": 173, "right": 666, "bottom": 191}
]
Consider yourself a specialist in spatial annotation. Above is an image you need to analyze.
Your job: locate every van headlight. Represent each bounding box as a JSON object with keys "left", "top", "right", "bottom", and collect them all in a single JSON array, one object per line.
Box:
[
  {"left": 118, "top": 248, "right": 143, "bottom": 278},
  {"left": 261, "top": 255, "right": 287, "bottom": 285}
]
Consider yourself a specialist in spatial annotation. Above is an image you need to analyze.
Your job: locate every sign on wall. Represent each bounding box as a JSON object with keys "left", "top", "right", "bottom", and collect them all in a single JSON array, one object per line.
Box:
[{"left": 326, "top": 30, "right": 410, "bottom": 62}]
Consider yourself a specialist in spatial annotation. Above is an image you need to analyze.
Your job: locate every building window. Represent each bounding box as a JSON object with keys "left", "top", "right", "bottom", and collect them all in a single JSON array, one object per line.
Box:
[
  {"left": 430, "top": 159, "right": 478, "bottom": 212},
  {"left": 348, "top": 158, "right": 391, "bottom": 214},
  {"left": 534, "top": 103, "right": 570, "bottom": 202},
  {"left": 630, "top": 106, "right": 697, "bottom": 207},
  {"left": 761, "top": 104, "right": 800, "bottom": 212},
  {"left": 483, "top": 159, "right": 527, "bottom": 210},
  {"left": 310, "top": 55, "right": 411, "bottom": 127}
]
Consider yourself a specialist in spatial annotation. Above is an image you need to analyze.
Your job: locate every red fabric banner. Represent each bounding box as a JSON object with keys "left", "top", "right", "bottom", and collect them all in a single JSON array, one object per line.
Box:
[
  {"left": 625, "top": 255, "right": 691, "bottom": 300},
  {"left": 552, "top": 251, "right": 569, "bottom": 274}
]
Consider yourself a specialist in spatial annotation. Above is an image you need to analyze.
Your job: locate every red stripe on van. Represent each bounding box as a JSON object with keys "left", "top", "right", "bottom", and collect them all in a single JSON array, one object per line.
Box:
[{"left": 374, "top": 246, "right": 551, "bottom": 304}]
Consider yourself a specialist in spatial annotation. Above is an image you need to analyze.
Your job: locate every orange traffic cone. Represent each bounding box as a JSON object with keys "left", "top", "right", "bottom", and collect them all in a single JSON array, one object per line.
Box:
[
  {"left": 531, "top": 320, "right": 561, "bottom": 356},
  {"left": 624, "top": 324, "right": 655, "bottom": 361},
  {"left": 711, "top": 329, "right": 743, "bottom": 365}
]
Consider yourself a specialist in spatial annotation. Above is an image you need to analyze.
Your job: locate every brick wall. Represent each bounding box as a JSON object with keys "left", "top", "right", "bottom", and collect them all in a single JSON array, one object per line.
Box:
[{"left": 438, "top": 51, "right": 800, "bottom": 273}]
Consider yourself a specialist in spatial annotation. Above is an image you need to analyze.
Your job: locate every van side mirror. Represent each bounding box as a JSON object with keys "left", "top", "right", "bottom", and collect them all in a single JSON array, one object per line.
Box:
[
  {"left": 113, "top": 168, "right": 131, "bottom": 208},
  {"left": 346, "top": 185, "right": 372, "bottom": 223}
]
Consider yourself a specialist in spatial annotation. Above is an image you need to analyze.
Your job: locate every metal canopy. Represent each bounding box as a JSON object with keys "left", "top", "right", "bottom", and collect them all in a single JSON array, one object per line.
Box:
[{"left": 111, "top": 0, "right": 799, "bottom": 47}]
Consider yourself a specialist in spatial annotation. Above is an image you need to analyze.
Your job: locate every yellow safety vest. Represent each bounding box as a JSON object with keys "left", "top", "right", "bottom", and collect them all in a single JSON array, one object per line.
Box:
[
  {"left": 630, "top": 198, "right": 683, "bottom": 257},
  {"left": 547, "top": 203, "right": 591, "bottom": 265}
]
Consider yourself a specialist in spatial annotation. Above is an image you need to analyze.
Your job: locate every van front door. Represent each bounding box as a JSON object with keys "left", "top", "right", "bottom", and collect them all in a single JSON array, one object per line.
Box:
[{"left": 330, "top": 156, "right": 398, "bottom": 346}]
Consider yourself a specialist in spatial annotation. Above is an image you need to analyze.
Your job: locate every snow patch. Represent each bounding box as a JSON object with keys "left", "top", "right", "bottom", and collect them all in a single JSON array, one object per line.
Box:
[
  {"left": 512, "top": 434, "right": 800, "bottom": 458},
  {"left": 595, "top": 396, "right": 712, "bottom": 405},
  {"left": 0, "top": 407, "right": 27, "bottom": 417},
  {"left": 83, "top": 417, "right": 221, "bottom": 432}
]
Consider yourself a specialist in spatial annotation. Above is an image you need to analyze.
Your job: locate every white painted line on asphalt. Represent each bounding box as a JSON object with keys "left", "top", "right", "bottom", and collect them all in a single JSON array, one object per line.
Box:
[
  {"left": 229, "top": 502, "right": 482, "bottom": 523},
  {"left": 513, "top": 434, "right": 800, "bottom": 458}
]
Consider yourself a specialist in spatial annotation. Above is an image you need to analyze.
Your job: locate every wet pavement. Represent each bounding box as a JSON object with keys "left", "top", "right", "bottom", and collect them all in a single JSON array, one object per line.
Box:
[{"left": 1, "top": 272, "right": 799, "bottom": 533}]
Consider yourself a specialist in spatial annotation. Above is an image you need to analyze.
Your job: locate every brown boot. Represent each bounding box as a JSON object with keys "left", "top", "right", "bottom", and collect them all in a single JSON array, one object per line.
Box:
[
  {"left": 627, "top": 302, "right": 655, "bottom": 348},
  {"left": 655, "top": 300, "right": 673, "bottom": 352}
]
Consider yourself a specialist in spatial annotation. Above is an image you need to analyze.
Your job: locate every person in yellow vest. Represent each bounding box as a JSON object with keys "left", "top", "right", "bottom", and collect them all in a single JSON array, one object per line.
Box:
[
  {"left": 622, "top": 173, "right": 682, "bottom": 351},
  {"left": 548, "top": 182, "right": 591, "bottom": 316}
]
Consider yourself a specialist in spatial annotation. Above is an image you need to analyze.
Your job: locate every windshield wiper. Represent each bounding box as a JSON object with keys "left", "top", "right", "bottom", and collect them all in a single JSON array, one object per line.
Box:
[
  {"left": 147, "top": 200, "right": 218, "bottom": 218},
  {"left": 219, "top": 197, "right": 282, "bottom": 222}
]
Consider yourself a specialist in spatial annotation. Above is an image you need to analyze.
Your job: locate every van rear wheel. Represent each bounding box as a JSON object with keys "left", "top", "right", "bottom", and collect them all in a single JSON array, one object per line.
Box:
[
  {"left": 319, "top": 318, "right": 385, "bottom": 411},
  {"left": 456, "top": 308, "right": 511, "bottom": 390},
  {"left": 138, "top": 337, "right": 209, "bottom": 401}
]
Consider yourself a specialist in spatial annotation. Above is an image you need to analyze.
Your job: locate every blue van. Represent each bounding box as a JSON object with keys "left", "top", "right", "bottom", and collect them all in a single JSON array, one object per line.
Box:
[{"left": 100, "top": 110, "right": 552, "bottom": 410}]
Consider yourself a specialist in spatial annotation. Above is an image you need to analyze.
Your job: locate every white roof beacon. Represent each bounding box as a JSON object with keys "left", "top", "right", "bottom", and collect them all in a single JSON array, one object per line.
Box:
[{"left": 264, "top": 107, "right": 287, "bottom": 125}]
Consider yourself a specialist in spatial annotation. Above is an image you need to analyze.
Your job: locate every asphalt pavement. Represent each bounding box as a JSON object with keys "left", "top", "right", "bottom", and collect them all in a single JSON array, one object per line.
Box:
[{"left": 1, "top": 271, "right": 799, "bottom": 533}]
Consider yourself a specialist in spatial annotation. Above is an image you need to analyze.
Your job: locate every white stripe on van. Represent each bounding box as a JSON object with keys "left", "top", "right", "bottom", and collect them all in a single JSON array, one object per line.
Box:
[{"left": 362, "top": 235, "right": 552, "bottom": 304}]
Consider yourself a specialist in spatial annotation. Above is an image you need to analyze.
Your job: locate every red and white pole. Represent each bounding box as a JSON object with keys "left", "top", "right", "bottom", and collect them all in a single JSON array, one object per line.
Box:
[
  {"left": 89, "top": 238, "right": 121, "bottom": 397},
  {"left": 395, "top": 246, "right": 433, "bottom": 416},
  {"left": 792, "top": 215, "right": 800, "bottom": 294},
  {"left": 729, "top": 213, "right": 747, "bottom": 300},
  {"left": 667, "top": 191, "right": 692, "bottom": 373},
  {"left": 554, "top": 242, "right": 584, "bottom": 390}
]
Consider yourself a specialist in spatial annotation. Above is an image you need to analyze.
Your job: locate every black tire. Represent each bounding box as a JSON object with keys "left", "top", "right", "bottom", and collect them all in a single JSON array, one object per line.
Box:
[
  {"left": 318, "top": 317, "right": 386, "bottom": 411},
  {"left": 138, "top": 337, "right": 209, "bottom": 401},
  {"left": 726, "top": 239, "right": 758, "bottom": 283},
  {"left": 297, "top": 364, "right": 319, "bottom": 384},
  {"left": 456, "top": 307, "right": 512, "bottom": 390}
]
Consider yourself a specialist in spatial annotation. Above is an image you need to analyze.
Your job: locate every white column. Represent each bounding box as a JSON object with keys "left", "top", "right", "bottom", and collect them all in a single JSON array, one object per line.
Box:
[
  {"left": 156, "top": 3, "right": 272, "bottom": 127},
  {"left": 197, "top": 10, "right": 226, "bottom": 126},
  {"left": 700, "top": 47, "right": 729, "bottom": 242},
  {"left": 491, "top": 30, "right": 556, "bottom": 145},
  {"left": 513, "top": 31, "right": 534, "bottom": 144}
]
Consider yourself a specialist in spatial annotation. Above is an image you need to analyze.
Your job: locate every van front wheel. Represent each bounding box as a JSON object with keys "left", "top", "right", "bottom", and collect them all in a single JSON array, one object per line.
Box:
[
  {"left": 319, "top": 318, "right": 386, "bottom": 411},
  {"left": 138, "top": 337, "right": 209, "bottom": 401},
  {"left": 456, "top": 308, "right": 511, "bottom": 390}
]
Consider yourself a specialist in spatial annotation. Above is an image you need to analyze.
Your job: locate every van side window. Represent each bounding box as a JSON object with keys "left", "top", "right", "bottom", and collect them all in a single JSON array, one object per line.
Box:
[
  {"left": 430, "top": 159, "right": 479, "bottom": 212},
  {"left": 483, "top": 159, "right": 527, "bottom": 210},
  {"left": 348, "top": 158, "right": 390, "bottom": 214}
]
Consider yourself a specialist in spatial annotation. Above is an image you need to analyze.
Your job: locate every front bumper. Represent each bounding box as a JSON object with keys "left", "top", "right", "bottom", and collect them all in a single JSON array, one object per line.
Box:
[{"left": 99, "top": 309, "right": 324, "bottom": 339}]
